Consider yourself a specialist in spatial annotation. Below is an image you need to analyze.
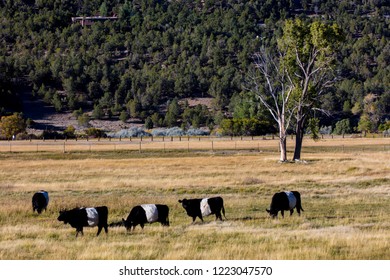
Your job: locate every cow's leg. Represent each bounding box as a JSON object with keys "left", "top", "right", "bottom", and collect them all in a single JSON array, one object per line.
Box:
[
  {"left": 280, "top": 210, "right": 284, "bottom": 218},
  {"left": 290, "top": 209, "right": 294, "bottom": 216},
  {"left": 140, "top": 223, "right": 144, "bottom": 230},
  {"left": 104, "top": 225, "right": 108, "bottom": 234},
  {"left": 76, "top": 228, "right": 83, "bottom": 237},
  {"left": 97, "top": 226, "right": 102, "bottom": 236}
]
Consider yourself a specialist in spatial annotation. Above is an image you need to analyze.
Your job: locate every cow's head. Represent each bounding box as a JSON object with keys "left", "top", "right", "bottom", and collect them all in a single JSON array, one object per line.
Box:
[
  {"left": 178, "top": 199, "right": 188, "bottom": 209},
  {"left": 122, "top": 218, "right": 132, "bottom": 231},
  {"left": 57, "top": 209, "right": 69, "bottom": 223},
  {"left": 266, "top": 208, "right": 278, "bottom": 218}
]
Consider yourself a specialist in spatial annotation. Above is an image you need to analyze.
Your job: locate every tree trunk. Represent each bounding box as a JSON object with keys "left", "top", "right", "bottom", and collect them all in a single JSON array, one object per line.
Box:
[
  {"left": 279, "top": 136, "right": 287, "bottom": 162},
  {"left": 279, "top": 120, "right": 288, "bottom": 162},
  {"left": 293, "top": 117, "right": 305, "bottom": 161}
]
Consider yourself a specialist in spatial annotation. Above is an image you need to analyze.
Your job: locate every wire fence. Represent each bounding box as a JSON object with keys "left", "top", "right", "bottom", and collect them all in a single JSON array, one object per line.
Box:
[{"left": 1, "top": 135, "right": 389, "bottom": 154}]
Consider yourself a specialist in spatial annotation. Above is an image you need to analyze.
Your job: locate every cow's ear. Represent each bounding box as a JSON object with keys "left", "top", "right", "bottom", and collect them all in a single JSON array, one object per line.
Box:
[
  {"left": 266, "top": 209, "right": 270, "bottom": 213},
  {"left": 178, "top": 200, "right": 182, "bottom": 203}
]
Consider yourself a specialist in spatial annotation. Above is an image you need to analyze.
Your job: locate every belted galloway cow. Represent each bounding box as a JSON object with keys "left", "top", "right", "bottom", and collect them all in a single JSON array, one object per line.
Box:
[
  {"left": 178, "top": 196, "right": 226, "bottom": 223},
  {"left": 32, "top": 190, "right": 49, "bottom": 214},
  {"left": 57, "top": 206, "right": 108, "bottom": 237},
  {"left": 122, "top": 204, "right": 169, "bottom": 231},
  {"left": 266, "top": 191, "right": 304, "bottom": 218}
]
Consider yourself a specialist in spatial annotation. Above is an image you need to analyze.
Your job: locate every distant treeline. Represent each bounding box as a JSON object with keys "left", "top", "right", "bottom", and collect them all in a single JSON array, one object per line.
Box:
[{"left": 0, "top": 0, "right": 389, "bottom": 135}]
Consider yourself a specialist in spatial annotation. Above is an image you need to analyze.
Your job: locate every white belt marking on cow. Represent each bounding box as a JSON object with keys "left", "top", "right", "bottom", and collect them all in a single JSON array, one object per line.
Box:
[
  {"left": 141, "top": 204, "right": 159, "bottom": 223},
  {"left": 85, "top": 208, "right": 99, "bottom": 226},
  {"left": 38, "top": 190, "right": 49, "bottom": 205},
  {"left": 200, "top": 198, "right": 212, "bottom": 217},
  {"left": 284, "top": 191, "right": 297, "bottom": 209}
]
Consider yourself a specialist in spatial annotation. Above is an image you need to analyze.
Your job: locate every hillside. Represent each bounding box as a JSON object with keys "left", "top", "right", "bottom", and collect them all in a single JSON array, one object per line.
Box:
[{"left": 1, "top": 0, "right": 389, "bottom": 137}]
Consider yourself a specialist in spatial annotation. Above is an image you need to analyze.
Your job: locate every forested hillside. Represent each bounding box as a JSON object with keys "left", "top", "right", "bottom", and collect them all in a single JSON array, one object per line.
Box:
[{"left": 0, "top": 0, "right": 389, "bottom": 137}]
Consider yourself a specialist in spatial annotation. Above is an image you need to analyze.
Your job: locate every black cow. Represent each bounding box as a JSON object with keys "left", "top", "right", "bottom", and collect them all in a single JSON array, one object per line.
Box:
[
  {"left": 122, "top": 204, "right": 169, "bottom": 231},
  {"left": 57, "top": 206, "right": 108, "bottom": 237},
  {"left": 32, "top": 190, "right": 49, "bottom": 214},
  {"left": 266, "top": 191, "right": 304, "bottom": 218},
  {"left": 178, "top": 196, "right": 226, "bottom": 223}
]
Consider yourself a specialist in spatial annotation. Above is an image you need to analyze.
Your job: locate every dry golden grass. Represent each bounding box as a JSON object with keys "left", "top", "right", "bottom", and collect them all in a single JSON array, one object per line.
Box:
[{"left": 0, "top": 137, "right": 389, "bottom": 259}]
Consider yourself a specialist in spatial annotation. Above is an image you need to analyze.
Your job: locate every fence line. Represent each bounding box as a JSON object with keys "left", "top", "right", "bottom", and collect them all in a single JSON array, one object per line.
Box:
[{"left": 1, "top": 135, "right": 389, "bottom": 154}]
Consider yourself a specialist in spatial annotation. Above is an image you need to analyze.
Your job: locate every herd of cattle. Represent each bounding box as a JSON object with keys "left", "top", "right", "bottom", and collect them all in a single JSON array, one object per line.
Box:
[{"left": 32, "top": 190, "right": 304, "bottom": 237}]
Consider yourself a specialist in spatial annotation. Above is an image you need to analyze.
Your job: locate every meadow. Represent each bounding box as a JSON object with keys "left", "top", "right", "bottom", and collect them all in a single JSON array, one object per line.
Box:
[{"left": 0, "top": 137, "right": 389, "bottom": 260}]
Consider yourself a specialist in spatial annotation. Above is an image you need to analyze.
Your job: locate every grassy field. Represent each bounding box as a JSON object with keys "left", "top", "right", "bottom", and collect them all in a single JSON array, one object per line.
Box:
[{"left": 0, "top": 137, "right": 389, "bottom": 260}]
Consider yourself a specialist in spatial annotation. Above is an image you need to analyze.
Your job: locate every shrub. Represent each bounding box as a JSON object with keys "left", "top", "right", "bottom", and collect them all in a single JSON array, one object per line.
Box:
[
  {"left": 119, "top": 110, "right": 128, "bottom": 123},
  {"left": 333, "top": 119, "right": 352, "bottom": 135},
  {"left": 40, "top": 130, "right": 63, "bottom": 139},
  {"left": 145, "top": 117, "right": 153, "bottom": 129},
  {"left": 220, "top": 118, "right": 273, "bottom": 136},
  {"left": 63, "top": 125, "right": 76, "bottom": 139},
  {"left": 107, "top": 127, "right": 151, "bottom": 138},
  {"left": 85, "top": 127, "right": 106, "bottom": 138},
  {"left": 77, "top": 113, "right": 90, "bottom": 127},
  {"left": 0, "top": 113, "right": 26, "bottom": 139}
]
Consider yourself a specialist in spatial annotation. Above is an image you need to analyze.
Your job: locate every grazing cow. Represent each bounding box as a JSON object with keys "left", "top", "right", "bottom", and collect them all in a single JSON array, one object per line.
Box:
[
  {"left": 266, "top": 191, "right": 304, "bottom": 218},
  {"left": 122, "top": 204, "right": 169, "bottom": 231},
  {"left": 32, "top": 190, "right": 49, "bottom": 214},
  {"left": 178, "top": 196, "right": 226, "bottom": 223},
  {"left": 57, "top": 206, "right": 108, "bottom": 237}
]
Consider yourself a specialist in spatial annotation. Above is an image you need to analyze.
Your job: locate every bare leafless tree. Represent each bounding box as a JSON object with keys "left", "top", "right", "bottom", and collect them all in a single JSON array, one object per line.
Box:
[{"left": 246, "top": 48, "right": 295, "bottom": 162}]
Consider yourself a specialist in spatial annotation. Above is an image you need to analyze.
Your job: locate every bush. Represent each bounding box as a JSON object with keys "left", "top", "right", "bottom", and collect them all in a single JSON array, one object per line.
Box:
[
  {"left": 151, "top": 127, "right": 184, "bottom": 137},
  {"left": 40, "top": 130, "right": 64, "bottom": 139},
  {"left": 144, "top": 117, "right": 153, "bottom": 129},
  {"left": 63, "top": 125, "right": 76, "bottom": 139},
  {"left": 220, "top": 118, "right": 274, "bottom": 136},
  {"left": 119, "top": 110, "right": 128, "bottom": 123},
  {"left": 378, "top": 120, "right": 390, "bottom": 132},
  {"left": 85, "top": 127, "right": 106, "bottom": 138},
  {"left": 186, "top": 128, "right": 210, "bottom": 136},
  {"left": 334, "top": 119, "right": 352, "bottom": 135},
  {"left": 77, "top": 113, "right": 90, "bottom": 127},
  {"left": 319, "top": 126, "right": 332, "bottom": 135},
  {"left": 0, "top": 113, "right": 26, "bottom": 139},
  {"left": 107, "top": 127, "right": 151, "bottom": 138}
]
